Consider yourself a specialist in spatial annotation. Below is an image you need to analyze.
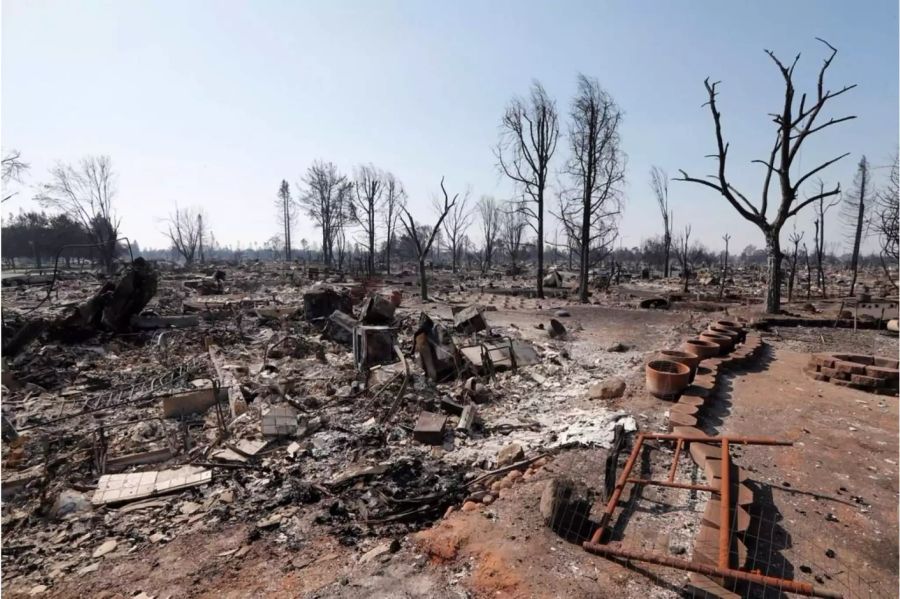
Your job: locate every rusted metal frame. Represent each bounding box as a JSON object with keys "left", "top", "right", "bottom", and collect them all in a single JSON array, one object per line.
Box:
[
  {"left": 667, "top": 438, "right": 683, "bottom": 482},
  {"left": 582, "top": 542, "right": 843, "bottom": 599},
  {"left": 641, "top": 433, "right": 792, "bottom": 446},
  {"left": 592, "top": 433, "right": 793, "bottom": 546},
  {"left": 719, "top": 438, "right": 731, "bottom": 569},
  {"left": 625, "top": 478, "right": 716, "bottom": 493},
  {"left": 591, "top": 432, "right": 646, "bottom": 544}
]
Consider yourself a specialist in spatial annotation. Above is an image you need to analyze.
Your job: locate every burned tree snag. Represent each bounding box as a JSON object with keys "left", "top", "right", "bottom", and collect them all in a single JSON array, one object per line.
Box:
[{"left": 676, "top": 39, "right": 856, "bottom": 313}]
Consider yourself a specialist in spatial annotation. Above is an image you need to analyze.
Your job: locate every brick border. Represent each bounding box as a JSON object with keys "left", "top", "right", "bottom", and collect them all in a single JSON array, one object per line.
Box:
[{"left": 805, "top": 353, "right": 899, "bottom": 396}]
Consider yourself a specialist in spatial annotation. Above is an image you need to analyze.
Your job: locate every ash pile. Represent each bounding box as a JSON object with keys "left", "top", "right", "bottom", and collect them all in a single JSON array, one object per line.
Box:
[{"left": 0, "top": 263, "right": 633, "bottom": 590}]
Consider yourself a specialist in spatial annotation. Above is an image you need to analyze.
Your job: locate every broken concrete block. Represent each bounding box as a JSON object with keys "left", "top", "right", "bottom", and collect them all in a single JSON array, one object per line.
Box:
[
  {"left": 303, "top": 288, "right": 353, "bottom": 321},
  {"left": 413, "top": 411, "right": 447, "bottom": 445},
  {"left": 456, "top": 404, "right": 477, "bottom": 435},
  {"left": 454, "top": 305, "right": 487, "bottom": 334},
  {"left": 261, "top": 406, "right": 299, "bottom": 437},
  {"left": 161, "top": 388, "right": 217, "bottom": 418},
  {"left": 326, "top": 310, "right": 356, "bottom": 345},
  {"left": 358, "top": 293, "right": 396, "bottom": 325}
]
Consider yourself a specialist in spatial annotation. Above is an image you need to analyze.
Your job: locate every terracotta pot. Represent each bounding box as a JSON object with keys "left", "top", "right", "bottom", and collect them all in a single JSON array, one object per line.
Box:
[
  {"left": 645, "top": 359, "right": 692, "bottom": 399},
  {"left": 700, "top": 331, "right": 732, "bottom": 353},
  {"left": 708, "top": 326, "right": 739, "bottom": 347},
  {"left": 656, "top": 349, "right": 700, "bottom": 382},
  {"left": 682, "top": 338, "right": 719, "bottom": 360},
  {"left": 713, "top": 320, "right": 745, "bottom": 342}
]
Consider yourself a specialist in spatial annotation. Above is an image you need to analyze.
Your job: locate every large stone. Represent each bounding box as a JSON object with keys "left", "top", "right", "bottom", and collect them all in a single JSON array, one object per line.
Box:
[
  {"left": 496, "top": 443, "right": 524, "bottom": 468},
  {"left": 589, "top": 378, "right": 626, "bottom": 400}
]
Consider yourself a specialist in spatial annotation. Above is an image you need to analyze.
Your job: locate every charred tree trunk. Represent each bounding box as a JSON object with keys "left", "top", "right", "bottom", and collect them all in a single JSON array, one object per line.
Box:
[{"left": 765, "top": 232, "right": 783, "bottom": 314}]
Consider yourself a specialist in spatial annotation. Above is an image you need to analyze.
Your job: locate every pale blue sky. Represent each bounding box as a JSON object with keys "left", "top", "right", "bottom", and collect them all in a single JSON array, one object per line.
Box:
[{"left": 2, "top": 0, "right": 897, "bottom": 254}]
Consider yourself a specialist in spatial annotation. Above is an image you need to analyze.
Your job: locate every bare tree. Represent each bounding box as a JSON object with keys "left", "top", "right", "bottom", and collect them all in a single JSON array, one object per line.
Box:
[
  {"left": 500, "top": 203, "right": 527, "bottom": 272},
  {"left": 350, "top": 164, "right": 383, "bottom": 276},
  {"left": 803, "top": 242, "right": 812, "bottom": 299},
  {"left": 438, "top": 189, "right": 472, "bottom": 273},
  {"left": 496, "top": 80, "right": 559, "bottom": 298},
  {"left": 298, "top": 161, "right": 352, "bottom": 268},
  {"left": 382, "top": 172, "right": 405, "bottom": 274},
  {"left": 649, "top": 166, "right": 673, "bottom": 277},
  {"left": 786, "top": 228, "right": 805, "bottom": 302},
  {"left": 674, "top": 225, "right": 693, "bottom": 293},
  {"left": 676, "top": 39, "right": 856, "bottom": 313},
  {"left": 873, "top": 155, "right": 899, "bottom": 287},
  {"left": 35, "top": 155, "right": 120, "bottom": 273},
  {"left": 399, "top": 177, "right": 458, "bottom": 300},
  {"left": 164, "top": 205, "right": 203, "bottom": 265},
  {"left": 841, "top": 156, "right": 870, "bottom": 296},
  {"left": 2, "top": 149, "right": 29, "bottom": 203},
  {"left": 719, "top": 233, "right": 731, "bottom": 300},
  {"left": 275, "top": 180, "right": 295, "bottom": 261},
  {"left": 559, "top": 75, "right": 625, "bottom": 303},
  {"left": 811, "top": 179, "right": 841, "bottom": 298},
  {"left": 477, "top": 195, "right": 502, "bottom": 273}
]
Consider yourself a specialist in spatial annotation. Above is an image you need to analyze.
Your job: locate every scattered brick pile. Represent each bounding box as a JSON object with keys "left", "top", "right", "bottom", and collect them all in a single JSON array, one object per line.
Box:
[{"left": 804, "top": 353, "right": 899, "bottom": 395}]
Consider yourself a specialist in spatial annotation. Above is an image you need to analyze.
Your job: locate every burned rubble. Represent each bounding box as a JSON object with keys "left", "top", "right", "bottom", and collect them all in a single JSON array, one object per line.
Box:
[{"left": 0, "top": 261, "right": 642, "bottom": 594}]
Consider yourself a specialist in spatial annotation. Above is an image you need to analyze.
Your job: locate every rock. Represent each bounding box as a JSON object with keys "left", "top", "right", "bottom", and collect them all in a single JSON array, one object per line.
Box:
[
  {"left": 496, "top": 443, "right": 524, "bottom": 467},
  {"left": 257, "top": 514, "right": 282, "bottom": 529},
  {"left": 540, "top": 476, "right": 595, "bottom": 536},
  {"left": 461, "top": 501, "right": 479, "bottom": 512},
  {"left": 50, "top": 490, "right": 92, "bottom": 519},
  {"left": 548, "top": 319, "right": 567, "bottom": 339},
  {"left": 78, "top": 563, "right": 100, "bottom": 576},
  {"left": 180, "top": 501, "right": 202, "bottom": 515},
  {"left": 360, "top": 542, "right": 392, "bottom": 563},
  {"left": 606, "top": 342, "right": 629, "bottom": 352},
  {"left": 482, "top": 494, "right": 495, "bottom": 505},
  {"left": 506, "top": 470, "right": 523, "bottom": 482},
  {"left": 554, "top": 309, "right": 570, "bottom": 317},
  {"left": 589, "top": 378, "right": 626, "bottom": 400},
  {"left": 149, "top": 533, "right": 166, "bottom": 543},
  {"left": 825, "top": 548, "right": 836, "bottom": 558},
  {"left": 28, "top": 585, "right": 48, "bottom": 596},
  {"left": 92, "top": 539, "right": 118, "bottom": 558}
]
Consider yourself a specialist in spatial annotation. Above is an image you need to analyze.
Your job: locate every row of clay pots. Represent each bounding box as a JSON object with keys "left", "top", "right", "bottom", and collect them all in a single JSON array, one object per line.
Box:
[{"left": 645, "top": 320, "right": 746, "bottom": 400}]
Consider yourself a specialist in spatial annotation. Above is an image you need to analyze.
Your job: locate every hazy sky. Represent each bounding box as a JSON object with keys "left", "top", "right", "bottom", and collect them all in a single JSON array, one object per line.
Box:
[{"left": 2, "top": 0, "right": 897, "bottom": 255}]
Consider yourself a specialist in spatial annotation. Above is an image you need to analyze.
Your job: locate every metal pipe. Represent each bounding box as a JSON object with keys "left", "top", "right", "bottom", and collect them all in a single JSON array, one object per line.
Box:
[
  {"left": 591, "top": 433, "right": 645, "bottom": 544},
  {"left": 719, "top": 438, "right": 730, "bottom": 569},
  {"left": 667, "top": 438, "right": 683, "bottom": 482},
  {"left": 582, "top": 542, "right": 843, "bottom": 599},
  {"left": 625, "top": 478, "right": 716, "bottom": 493}
]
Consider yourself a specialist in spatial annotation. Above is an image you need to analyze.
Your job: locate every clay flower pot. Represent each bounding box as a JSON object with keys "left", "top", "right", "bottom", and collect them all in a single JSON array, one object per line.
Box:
[
  {"left": 656, "top": 349, "right": 700, "bottom": 382},
  {"left": 708, "top": 326, "right": 739, "bottom": 347},
  {"left": 700, "top": 331, "right": 732, "bottom": 354},
  {"left": 682, "top": 338, "right": 719, "bottom": 360},
  {"left": 712, "top": 320, "right": 745, "bottom": 342},
  {"left": 646, "top": 359, "right": 692, "bottom": 399}
]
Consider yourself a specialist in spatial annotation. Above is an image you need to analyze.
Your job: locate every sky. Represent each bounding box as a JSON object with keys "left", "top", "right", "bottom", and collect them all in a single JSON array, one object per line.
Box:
[{"left": 2, "top": 0, "right": 897, "bottom": 256}]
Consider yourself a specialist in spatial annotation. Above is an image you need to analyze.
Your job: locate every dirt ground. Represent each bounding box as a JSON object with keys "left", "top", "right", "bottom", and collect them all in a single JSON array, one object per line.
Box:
[{"left": 3, "top": 287, "right": 898, "bottom": 599}]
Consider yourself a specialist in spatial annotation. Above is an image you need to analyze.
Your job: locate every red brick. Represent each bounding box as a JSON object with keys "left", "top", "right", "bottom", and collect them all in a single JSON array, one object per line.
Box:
[
  {"left": 850, "top": 374, "right": 883, "bottom": 388},
  {"left": 812, "top": 354, "right": 836, "bottom": 368},
  {"left": 865, "top": 365, "right": 899, "bottom": 380},
  {"left": 874, "top": 357, "right": 900, "bottom": 369},
  {"left": 834, "top": 360, "right": 867, "bottom": 375}
]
